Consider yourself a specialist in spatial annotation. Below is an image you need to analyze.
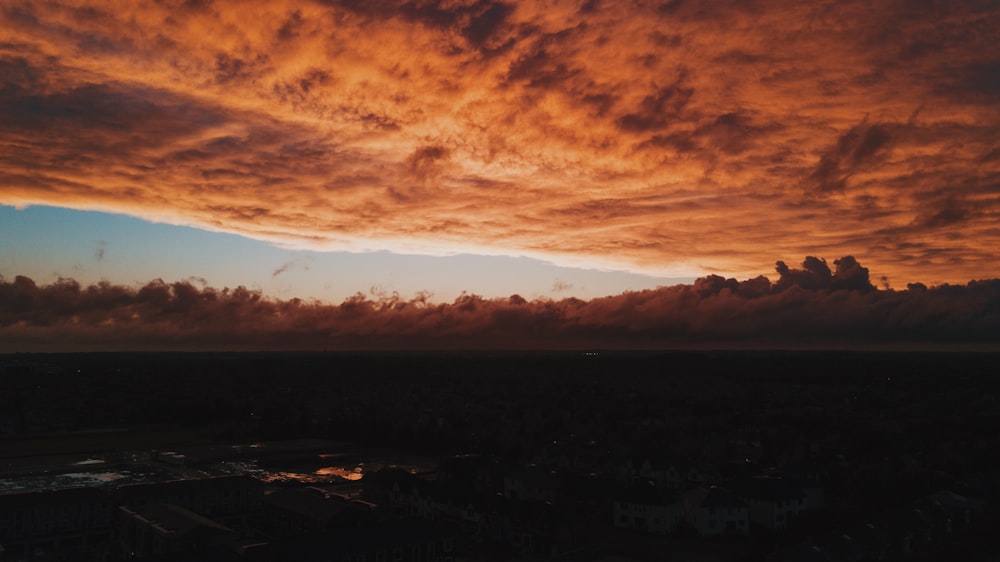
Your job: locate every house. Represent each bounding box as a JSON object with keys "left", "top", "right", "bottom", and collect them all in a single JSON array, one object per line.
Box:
[
  {"left": 262, "top": 487, "right": 377, "bottom": 539},
  {"left": 730, "top": 477, "right": 807, "bottom": 531},
  {"left": 273, "top": 519, "right": 455, "bottom": 562},
  {"left": 615, "top": 459, "right": 716, "bottom": 490},
  {"left": 115, "top": 475, "right": 263, "bottom": 532},
  {"left": 615, "top": 458, "right": 674, "bottom": 489},
  {"left": 362, "top": 467, "right": 415, "bottom": 505},
  {"left": 613, "top": 483, "right": 683, "bottom": 535},
  {"left": 503, "top": 500, "right": 592, "bottom": 558},
  {"left": 674, "top": 462, "right": 720, "bottom": 490},
  {"left": 116, "top": 503, "right": 237, "bottom": 560},
  {"left": 683, "top": 487, "right": 749, "bottom": 537},
  {"left": 872, "top": 506, "right": 934, "bottom": 555},
  {"left": 766, "top": 543, "right": 836, "bottom": 562},
  {"left": 841, "top": 522, "right": 889, "bottom": 561},
  {"left": 0, "top": 487, "right": 113, "bottom": 562},
  {"left": 434, "top": 455, "right": 502, "bottom": 496},
  {"left": 922, "top": 490, "right": 985, "bottom": 530},
  {"left": 503, "top": 465, "right": 562, "bottom": 503},
  {"left": 387, "top": 476, "right": 439, "bottom": 521},
  {"left": 789, "top": 477, "right": 824, "bottom": 511},
  {"left": 380, "top": 470, "right": 489, "bottom": 538},
  {"left": 812, "top": 532, "right": 866, "bottom": 562},
  {"left": 768, "top": 523, "right": 890, "bottom": 562}
]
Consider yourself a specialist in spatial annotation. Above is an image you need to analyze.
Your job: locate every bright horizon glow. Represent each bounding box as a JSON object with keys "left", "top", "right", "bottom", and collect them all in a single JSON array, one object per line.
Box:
[{"left": 0, "top": 204, "right": 694, "bottom": 304}]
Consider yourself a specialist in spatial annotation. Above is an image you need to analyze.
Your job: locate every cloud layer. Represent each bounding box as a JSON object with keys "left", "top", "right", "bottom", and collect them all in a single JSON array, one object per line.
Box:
[
  {"left": 3, "top": 257, "right": 999, "bottom": 351},
  {"left": 2, "top": 1, "right": 999, "bottom": 284}
]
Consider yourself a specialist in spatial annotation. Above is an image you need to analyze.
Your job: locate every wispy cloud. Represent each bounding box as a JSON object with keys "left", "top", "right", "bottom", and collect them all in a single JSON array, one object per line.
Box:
[
  {"left": 272, "top": 256, "right": 312, "bottom": 277},
  {"left": 0, "top": 1, "right": 998, "bottom": 285},
  {"left": 551, "top": 279, "right": 573, "bottom": 293}
]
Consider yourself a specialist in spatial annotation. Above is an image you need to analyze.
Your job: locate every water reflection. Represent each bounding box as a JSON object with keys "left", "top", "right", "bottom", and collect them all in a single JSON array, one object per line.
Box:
[
  {"left": 0, "top": 445, "right": 435, "bottom": 496},
  {"left": 214, "top": 460, "right": 366, "bottom": 485},
  {"left": 314, "top": 466, "right": 364, "bottom": 480}
]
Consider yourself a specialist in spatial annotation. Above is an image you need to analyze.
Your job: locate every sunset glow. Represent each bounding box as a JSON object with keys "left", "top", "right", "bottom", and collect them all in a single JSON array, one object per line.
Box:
[
  {"left": 2, "top": 1, "right": 1000, "bottom": 350},
  {"left": 3, "top": 0, "right": 998, "bottom": 285}
]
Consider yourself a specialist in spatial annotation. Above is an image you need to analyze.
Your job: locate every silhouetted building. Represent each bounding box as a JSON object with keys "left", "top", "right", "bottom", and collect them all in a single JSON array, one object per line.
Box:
[
  {"left": 613, "top": 484, "right": 683, "bottom": 535},
  {"left": 503, "top": 465, "right": 562, "bottom": 503},
  {"left": 683, "top": 487, "right": 748, "bottom": 537},
  {"left": 922, "top": 489, "right": 985, "bottom": 529},
  {"left": 0, "top": 488, "right": 113, "bottom": 561},
  {"left": 274, "top": 520, "right": 454, "bottom": 562},
  {"left": 262, "top": 487, "right": 376, "bottom": 539},
  {"left": 116, "top": 475, "right": 263, "bottom": 531},
  {"left": 116, "top": 503, "right": 237, "bottom": 560},
  {"left": 730, "top": 477, "right": 807, "bottom": 531}
]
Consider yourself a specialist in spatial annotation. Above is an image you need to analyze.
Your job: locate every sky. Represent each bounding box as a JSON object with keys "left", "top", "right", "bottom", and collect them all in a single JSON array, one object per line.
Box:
[
  {"left": 1, "top": 0, "right": 999, "bottom": 350},
  {"left": 0, "top": 204, "right": 686, "bottom": 303}
]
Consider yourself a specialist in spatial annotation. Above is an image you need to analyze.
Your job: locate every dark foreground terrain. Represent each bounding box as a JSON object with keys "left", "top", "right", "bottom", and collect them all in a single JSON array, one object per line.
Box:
[{"left": 1, "top": 351, "right": 998, "bottom": 561}]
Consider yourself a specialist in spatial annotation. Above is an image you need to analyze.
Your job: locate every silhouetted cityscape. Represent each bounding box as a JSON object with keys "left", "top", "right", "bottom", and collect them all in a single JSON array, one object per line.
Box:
[{"left": 0, "top": 351, "right": 997, "bottom": 561}]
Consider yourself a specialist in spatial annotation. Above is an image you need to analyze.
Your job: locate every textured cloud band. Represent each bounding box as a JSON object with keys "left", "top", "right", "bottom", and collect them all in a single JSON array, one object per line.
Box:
[
  {"left": 1, "top": 1, "right": 999, "bottom": 284},
  {"left": 3, "top": 257, "right": 999, "bottom": 350}
]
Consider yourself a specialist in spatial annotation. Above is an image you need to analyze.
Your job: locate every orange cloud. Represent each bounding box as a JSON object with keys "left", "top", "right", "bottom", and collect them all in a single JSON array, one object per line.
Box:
[{"left": 1, "top": 1, "right": 999, "bottom": 286}]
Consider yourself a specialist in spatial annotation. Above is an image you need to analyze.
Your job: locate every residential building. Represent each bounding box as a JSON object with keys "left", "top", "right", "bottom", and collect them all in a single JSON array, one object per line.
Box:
[
  {"left": 730, "top": 477, "right": 807, "bottom": 531},
  {"left": 683, "top": 487, "right": 749, "bottom": 537},
  {"left": 116, "top": 503, "right": 237, "bottom": 560},
  {"left": 0, "top": 487, "right": 113, "bottom": 561},
  {"left": 115, "top": 475, "right": 263, "bottom": 532},
  {"left": 274, "top": 520, "right": 454, "bottom": 562},
  {"left": 613, "top": 484, "right": 683, "bottom": 535}
]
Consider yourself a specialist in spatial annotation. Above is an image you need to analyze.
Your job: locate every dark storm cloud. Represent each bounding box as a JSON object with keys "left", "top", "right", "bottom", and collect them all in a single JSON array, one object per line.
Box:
[
  {"left": 316, "top": 0, "right": 461, "bottom": 26},
  {"left": 505, "top": 48, "right": 580, "bottom": 89},
  {"left": 809, "top": 119, "right": 893, "bottom": 192},
  {"left": 775, "top": 257, "right": 833, "bottom": 292},
  {"left": 276, "top": 9, "right": 304, "bottom": 41},
  {"left": 462, "top": 2, "right": 513, "bottom": 48},
  {"left": 214, "top": 53, "right": 270, "bottom": 84},
  {"left": 958, "top": 60, "right": 1000, "bottom": 102},
  {"left": 640, "top": 111, "right": 777, "bottom": 158},
  {"left": 915, "top": 196, "right": 973, "bottom": 230},
  {"left": 772, "top": 256, "right": 875, "bottom": 293},
  {"left": 615, "top": 74, "right": 694, "bottom": 133},
  {"left": 0, "top": 80, "right": 224, "bottom": 137},
  {"left": 0, "top": 56, "right": 40, "bottom": 94},
  {"left": 407, "top": 145, "right": 450, "bottom": 179},
  {"left": 3, "top": 257, "right": 998, "bottom": 351},
  {"left": 696, "top": 112, "right": 772, "bottom": 155},
  {"left": 317, "top": 0, "right": 516, "bottom": 50}
]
